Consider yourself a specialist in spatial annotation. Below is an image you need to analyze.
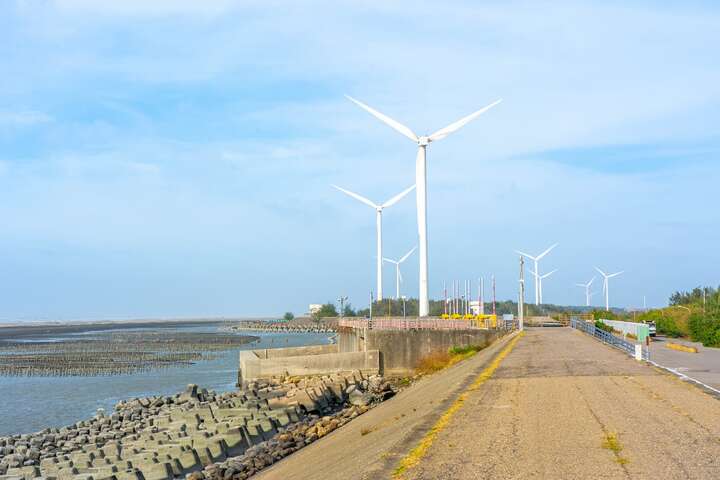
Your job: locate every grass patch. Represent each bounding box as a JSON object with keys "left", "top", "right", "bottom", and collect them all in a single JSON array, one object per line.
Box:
[
  {"left": 602, "top": 432, "right": 629, "bottom": 465},
  {"left": 415, "top": 344, "right": 484, "bottom": 375}
]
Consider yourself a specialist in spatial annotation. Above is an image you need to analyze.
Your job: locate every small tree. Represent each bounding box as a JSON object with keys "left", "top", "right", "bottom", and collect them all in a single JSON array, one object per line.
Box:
[
  {"left": 283, "top": 312, "right": 294, "bottom": 321},
  {"left": 317, "top": 303, "right": 338, "bottom": 318}
]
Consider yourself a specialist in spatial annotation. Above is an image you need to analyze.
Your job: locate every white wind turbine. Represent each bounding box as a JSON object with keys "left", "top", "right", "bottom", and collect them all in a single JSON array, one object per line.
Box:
[
  {"left": 516, "top": 243, "right": 558, "bottom": 305},
  {"left": 530, "top": 269, "right": 557, "bottom": 305},
  {"left": 383, "top": 246, "right": 417, "bottom": 299},
  {"left": 346, "top": 96, "right": 502, "bottom": 317},
  {"left": 575, "top": 277, "right": 595, "bottom": 307},
  {"left": 595, "top": 267, "right": 624, "bottom": 312},
  {"left": 332, "top": 184, "right": 415, "bottom": 301}
]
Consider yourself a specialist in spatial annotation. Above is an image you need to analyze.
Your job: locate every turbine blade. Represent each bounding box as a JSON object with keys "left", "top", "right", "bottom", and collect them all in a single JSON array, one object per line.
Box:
[
  {"left": 588, "top": 277, "right": 595, "bottom": 287},
  {"left": 399, "top": 246, "right": 417, "bottom": 263},
  {"left": 575, "top": 283, "right": 586, "bottom": 288},
  {"left": 331, "top": 184, "right": 377, "bottom": 209},
  {"left": 398, "top": 269, "right": 403, "bottom": 283},
  {"left": 594, "top": 266, "right": 607, "bottom": 277},
  {"left": 536, "top": 243, "right": 558, "bottom": 260},
  {"left": 345, "top": 95, "right": 418, "bottom": 142},
  {"left": 382, "top": 185, "right": 416, "bottom": 208},
  {"left": 382, "top": 258, "right": 397, "bottom": 264},
  {"left": 542, "top": 269, "right": 558, "bottom": 279},
  {"left": 428, "top": 99, "right": 502, "bottom": 142},
  {"left": 608, "top": 271, "right": 624, "bottom": 278},
  {"left": 529, "top": 269, "right": 540, "bottom": 278},
  {"left": 515, "top": 250, "right": 536, "bottom": 260}
]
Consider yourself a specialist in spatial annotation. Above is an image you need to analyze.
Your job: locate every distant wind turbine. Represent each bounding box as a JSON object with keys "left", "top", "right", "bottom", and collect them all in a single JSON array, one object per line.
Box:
[
  {"left": 383, "top": 246, "right": 417, "bottom": 299},
  {"left": 333, "top": 184, "right": 415, "bottom": 301},
  {"left": 595, "top": 267, "right": 624, "bottom": 311},
  {"left": 346, "top": 96, "right": 502, "bottom": 316},
  {"left": 530, "top": 269, "right": 557, "bottom": 305},
  {"left": 516, "top": 243, "right": 558, "bottom": 305},
  {"left": 575, "top": 277, "right": 596, "bottom": 307}
]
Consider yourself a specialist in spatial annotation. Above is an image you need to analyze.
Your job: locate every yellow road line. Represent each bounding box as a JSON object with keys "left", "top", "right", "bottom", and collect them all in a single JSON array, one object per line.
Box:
[{"left": 393, "top": 331, "right": 525, "bottom": 478}]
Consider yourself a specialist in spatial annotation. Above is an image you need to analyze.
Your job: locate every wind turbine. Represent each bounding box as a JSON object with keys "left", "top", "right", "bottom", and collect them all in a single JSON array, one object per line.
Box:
[
  {"left": 383, "top": 246, "right": 417, "bottom": 299},
  {"left": 575, "top": 277, "right": 595, "bottom": 307},
  {"left": 516, "top": 243, "right": 558, "bottom": 305},
  {"left": 332, "top": 184, "right": 415, "bottom": 301},
  {"left": 530, "top": 269, "right": 557, "bottom": 304},
  {"left": 346, "top": 96, "right": 502, "bottom": 317},
  {"left": 595, "top": 267, "right": 624, "bottom": 311}
]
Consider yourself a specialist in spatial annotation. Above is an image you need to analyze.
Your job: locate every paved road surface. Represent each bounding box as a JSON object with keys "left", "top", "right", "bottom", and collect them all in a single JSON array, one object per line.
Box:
[
  {"left": 258, "top": 328, "right": 720, "bottom": 479},
  {"left": 649, "top": 336, "right": 720, "bottom": 390}
]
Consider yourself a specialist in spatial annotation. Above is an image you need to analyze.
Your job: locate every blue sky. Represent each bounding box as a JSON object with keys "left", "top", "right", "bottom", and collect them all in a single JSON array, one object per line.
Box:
[{"left": 1, "top": 0, "right": 719, "bottom": 320}]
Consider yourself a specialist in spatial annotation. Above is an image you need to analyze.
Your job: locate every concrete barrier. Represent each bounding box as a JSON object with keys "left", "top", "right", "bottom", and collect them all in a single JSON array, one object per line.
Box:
[
  {"left": 601, "top": 319, "right": 649, "bottom": 342},
  {"left": 339, "top": 328, "right": 503, "bottom": 376},
  {"left": 238, "top": 346, "right": 380, "bottom": 385},
  {"left": 666, "top": 342, "right": 698, "bottom": 353}
]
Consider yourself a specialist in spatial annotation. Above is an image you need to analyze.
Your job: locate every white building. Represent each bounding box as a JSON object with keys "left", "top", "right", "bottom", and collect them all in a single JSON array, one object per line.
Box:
[{"left": 308, "top": 304, "right": 323, "bottom": 315}]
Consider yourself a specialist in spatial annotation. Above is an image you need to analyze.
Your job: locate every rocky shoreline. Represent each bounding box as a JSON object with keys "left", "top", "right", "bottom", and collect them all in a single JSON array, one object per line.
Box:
[{"left": 0, "top": 372, "right": 395, "bottom": 480}]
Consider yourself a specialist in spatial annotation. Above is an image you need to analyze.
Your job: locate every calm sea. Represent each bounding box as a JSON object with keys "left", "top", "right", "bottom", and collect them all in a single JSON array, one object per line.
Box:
[{"left": 0, "top": 325, "right": 331, "bottom": 436}]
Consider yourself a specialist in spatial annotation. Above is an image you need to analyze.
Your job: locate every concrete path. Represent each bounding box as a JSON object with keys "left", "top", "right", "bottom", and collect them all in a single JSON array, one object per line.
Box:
[
  {"left": 257, "top": 328, "right": 720, "bottom": 480},
  {"left": 403, "top": 328, "right": 720, "bottom": 480},
  {"left": 649, "top": 336, "right": 720, "bottom": 390}
]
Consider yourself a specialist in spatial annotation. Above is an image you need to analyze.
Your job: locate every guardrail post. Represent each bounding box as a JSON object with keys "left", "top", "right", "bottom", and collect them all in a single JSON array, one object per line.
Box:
[{"left": 634, "top": 344, "right": 642, "bottom": 361}]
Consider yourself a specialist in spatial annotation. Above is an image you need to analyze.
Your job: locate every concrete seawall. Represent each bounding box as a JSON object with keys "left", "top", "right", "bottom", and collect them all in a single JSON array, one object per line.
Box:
[
  {"left": 238, "top": 346, "right": 380, "bottom": 386},
  {"left": 239, "top": 324, "right": 506, "bottom": 383},
  {"left": 338, "top": 328, "right": 503, "bottom": 375}
]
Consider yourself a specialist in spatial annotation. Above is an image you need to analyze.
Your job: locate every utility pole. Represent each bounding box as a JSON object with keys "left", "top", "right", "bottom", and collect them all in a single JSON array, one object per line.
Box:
[
  {"left": 337, "top": 296, "right": 348, "bottom": 319},
  {"left": 443, "top": 281, "right": 447, "bottom": 316},
  {"left": 492, "top": 274, "right": 497, "bottom": 316},
  {"left": 480, "top": 277, "right": 485, "bottom": 315},
  {"left": 369, "top": 290, "right": 373, "bottom": 323},
  {"left": 519, "top": 256, "right": 525, "bottom": 331}
]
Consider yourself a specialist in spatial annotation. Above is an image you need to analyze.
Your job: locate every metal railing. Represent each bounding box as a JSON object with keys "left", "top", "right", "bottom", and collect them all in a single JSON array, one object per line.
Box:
[{"left": 570, "top": 317, "right": 649, "bottom": 361}]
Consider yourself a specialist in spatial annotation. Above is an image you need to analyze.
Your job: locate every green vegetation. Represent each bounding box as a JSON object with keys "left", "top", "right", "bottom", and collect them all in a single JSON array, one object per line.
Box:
[
  {"left": 591, "top": 309, "right": 618, "bottom": 320},
  {"left": 594, "top": 320, "right": 613, "bottom": 333},
  {"left": 688, "top": 313, "right": 720, "bottom": 347},
  {"left": 312, "top": 303, "right": 338, "bottom": 320},
  {"left": 638, "top": 309, "right": 683, "bottom": 337},
  {"left": 602, "top": 432, "right": 628, "bottom": 465},
  {"left": 283, "top": 312, "right": 294, "bottom": 321}
]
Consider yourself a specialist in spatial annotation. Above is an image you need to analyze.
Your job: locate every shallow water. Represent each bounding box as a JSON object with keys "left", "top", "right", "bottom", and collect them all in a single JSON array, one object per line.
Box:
[{"left": 0, "top": 326, "right": 331, "bottom": 436}]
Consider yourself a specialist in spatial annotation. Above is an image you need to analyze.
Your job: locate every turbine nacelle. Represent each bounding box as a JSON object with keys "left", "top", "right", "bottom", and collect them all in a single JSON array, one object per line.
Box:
[{"left": 417, "top": 136, "right": 430, "bottom": 146}]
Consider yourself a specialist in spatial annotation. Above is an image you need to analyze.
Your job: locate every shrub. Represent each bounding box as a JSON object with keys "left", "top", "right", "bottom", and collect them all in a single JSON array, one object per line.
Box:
[
  {"left": 591, "top": 309, "right": 618, "bottom": 321},
  {"left": 595, "top": 320, "right": 613, "bottom": 333},
  {"left": 656, "top": 316, "right": 682, "bottom": 337},
  {"left": 688, "top": 313, "right": 720, "bottom": 347}
]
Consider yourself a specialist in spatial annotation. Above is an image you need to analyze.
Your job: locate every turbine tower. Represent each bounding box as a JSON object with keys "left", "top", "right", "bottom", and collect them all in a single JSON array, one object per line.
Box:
[
  {"left": 530, "top": 269, "right": 557, "bottom": 304},
  {"left": 595, "top": 267, "right": 624, "bottom": 312},
  {"left": 516, "top": 243, "right": 558, "bottom": 305},
  {"left": 332, "top": 184, "right": 415, "bottom": 301},
  {"left": 383, "top": 246, "right": 417, "bottom": 299},
  {"left": 575, "top": 277, "right": 595, "bottom": 307},
  {"left": 346, "top": 96, "right": 501, "bottom": 317}
]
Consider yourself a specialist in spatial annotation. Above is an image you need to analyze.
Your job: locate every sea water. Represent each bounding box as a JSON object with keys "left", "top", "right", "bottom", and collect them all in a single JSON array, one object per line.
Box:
[{"left": 0, "top": 325, "right": 331, "bottom": 436}]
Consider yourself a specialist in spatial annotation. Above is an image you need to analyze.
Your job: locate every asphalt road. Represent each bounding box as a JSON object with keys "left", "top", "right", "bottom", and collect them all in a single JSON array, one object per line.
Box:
[
  {"left": 649, "top": 336, "right": 720, "bottom": 391},
  {"left": 258, "top": 328, "right": 720, "bottom": 479}
]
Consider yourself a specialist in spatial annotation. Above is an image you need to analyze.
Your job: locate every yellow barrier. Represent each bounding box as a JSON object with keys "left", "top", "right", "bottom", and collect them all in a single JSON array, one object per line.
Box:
[
  {"left": 666, "top": 342, "right": 698, "bottom": 353},
  {"left": 438, "top": 313, "right": 497, "bottom": 328}
]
